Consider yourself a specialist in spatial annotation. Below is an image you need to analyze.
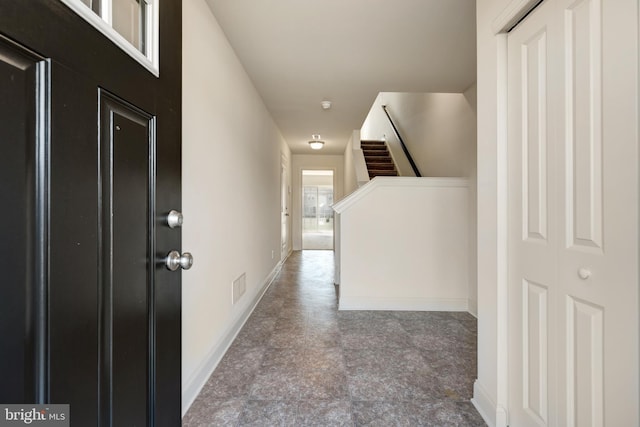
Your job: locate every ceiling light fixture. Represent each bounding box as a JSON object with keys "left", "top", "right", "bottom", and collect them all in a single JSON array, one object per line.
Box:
[
  {"left": 308, "top": 140, "right": 325, "bottom": 150},
  {"left": 321, "top": 100, "right": 331, "bottom": 110}
]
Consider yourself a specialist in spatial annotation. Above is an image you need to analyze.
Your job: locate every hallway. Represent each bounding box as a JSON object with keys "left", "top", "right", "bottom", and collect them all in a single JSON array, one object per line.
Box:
[{"left": 183, "top": 251, "right": 484, "bottom": 426}]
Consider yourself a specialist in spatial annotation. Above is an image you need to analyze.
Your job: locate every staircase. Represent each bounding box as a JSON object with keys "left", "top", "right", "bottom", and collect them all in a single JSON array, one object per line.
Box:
[{"left": 361, "top": 140, "right": 398, "bottom": 178}]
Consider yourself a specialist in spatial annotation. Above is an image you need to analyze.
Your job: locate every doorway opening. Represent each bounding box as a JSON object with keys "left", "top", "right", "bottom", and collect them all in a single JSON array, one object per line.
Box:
[{"left": 302, "top": 170, "right": 334, "bottom": 250}]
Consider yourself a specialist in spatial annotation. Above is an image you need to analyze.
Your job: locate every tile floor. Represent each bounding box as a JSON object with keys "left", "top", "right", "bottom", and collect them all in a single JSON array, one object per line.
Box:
[{"left": 183, "top": 251, "right": 486, "bottom": 426}]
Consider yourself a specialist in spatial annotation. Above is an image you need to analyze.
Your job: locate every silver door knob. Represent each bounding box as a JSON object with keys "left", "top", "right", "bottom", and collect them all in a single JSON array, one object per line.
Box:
[
  {"left": 167, "top": 210, "right": 183, "bottom": 228},
  {"left": 165, "top": 250, "right": 193, "bottom": 271}
]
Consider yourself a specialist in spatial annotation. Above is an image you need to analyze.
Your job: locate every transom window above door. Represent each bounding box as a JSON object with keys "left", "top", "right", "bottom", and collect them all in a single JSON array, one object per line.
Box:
[{"left": 60, "top": 0, "right": 159, "bottom": 75}]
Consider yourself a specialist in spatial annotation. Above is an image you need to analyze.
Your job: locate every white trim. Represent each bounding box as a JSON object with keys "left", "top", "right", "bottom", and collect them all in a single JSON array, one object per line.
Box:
[
  {"left": 100, "top": 0, "right": 112, "bottom": 25},
  {"left": 332, "top": 177, "right": 469, "bottom": 214},
  {"left": 490, "top": 0, "right": 545, "bottom": 423},
  {"left": 496, "top": 405, "right": 509, "bottom": 427},
  {"left": 338, "top": 296, "right": 469, "bottom": 312},
  {"left": 479, "top": 2, "right": 547, "bottom": 427},
  {"left": 472, "top": 380, "right": 509, "bottom": 427},
  {"left": 352, "top": 130, "right": 370, "bottom": 187},
  {"left": 492, "top": 0, "right": 543, "bottom": 34},
  {"left": 58, "top": 0, "right": 159, "bottom": 76},
  {"left": 471, "top": 380, "right": 497, "bottom": 427},
  {"left": 181, "top": 260, "right": 284, "bottom": 416},
  {"left": 145, "top": 0, "right": 160, "bottom": 74},
  {"left": 495, "top": 32, "right": 510, "bottom": 423}
]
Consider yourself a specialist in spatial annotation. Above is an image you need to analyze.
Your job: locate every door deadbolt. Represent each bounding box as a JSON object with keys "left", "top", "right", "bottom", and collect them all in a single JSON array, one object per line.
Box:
[
  {"left": 166, "top": 210, "right": 183, "bottom": 228},
  {"left": 165, "top": 250, "right": 193, "bottom": 271}
]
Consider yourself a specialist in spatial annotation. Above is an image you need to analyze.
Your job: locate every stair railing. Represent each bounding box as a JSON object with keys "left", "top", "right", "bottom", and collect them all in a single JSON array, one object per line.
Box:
[{"left": 381, "top": 105, "right": 422, "bottom": 177}]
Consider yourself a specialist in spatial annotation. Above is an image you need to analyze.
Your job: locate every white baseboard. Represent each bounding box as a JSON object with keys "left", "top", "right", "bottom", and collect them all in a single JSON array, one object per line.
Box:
[
  {"left": 471, "top": 380, "right": 496, "bottom": 427},
  {"left": 467, "top": 298, "right": 478, "bottom": 318},
  {"left": 338, "top": 296, "right": 468, "bottom": 312},
  {"left": 471, "top": 380, "right": 508, "bottom": 427},
  {"left": 181, "top": 260, "right": 283, "bottom": 416}
]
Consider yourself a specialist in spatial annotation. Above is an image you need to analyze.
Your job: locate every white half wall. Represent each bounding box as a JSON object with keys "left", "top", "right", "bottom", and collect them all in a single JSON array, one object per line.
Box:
[
  {"left": 334, "top": 177, "right": 469, "bottom": 311},
  {"left": 291, "top": 154, "right": 344, "bottom": 251},
  {"left": 359, "top": 90, "right": 478, "bottom": 315},
  {"left": 182, "top": 0, "right": 291, "bottom": 415}
]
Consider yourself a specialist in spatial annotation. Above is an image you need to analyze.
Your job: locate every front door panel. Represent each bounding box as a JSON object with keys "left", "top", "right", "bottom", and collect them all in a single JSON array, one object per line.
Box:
[
  {"left": 0, "top": 35, "right": 48, "bottom": 405},
  {"left": 48, "top": 64, "right": 102, "bottom": 421},
  {"left": 0, "top": 1, "right": 182, "bottom": 425},
  {"left": 100, "top": 92, "right": 155, "bottom": 426}
]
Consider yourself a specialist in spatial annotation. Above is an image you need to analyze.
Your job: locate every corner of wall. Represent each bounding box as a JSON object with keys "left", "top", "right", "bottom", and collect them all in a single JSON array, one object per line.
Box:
[
  {"left": 343, "top": 132, "right": 357, "bottom": 196},
  {"left": 467, "top": 299, "right": 478, "bottom": 317},
  {"left": 463, "top": 82, "right": 478, "bottom": 115}
]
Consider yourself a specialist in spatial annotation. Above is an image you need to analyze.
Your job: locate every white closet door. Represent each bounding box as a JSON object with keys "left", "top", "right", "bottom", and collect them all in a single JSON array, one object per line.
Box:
[
  {"left": 507, "top": 0, "right": 638, "bottom": 426},
  {"left": 508, "top": 2, "right": 562, "bottom": 425}
]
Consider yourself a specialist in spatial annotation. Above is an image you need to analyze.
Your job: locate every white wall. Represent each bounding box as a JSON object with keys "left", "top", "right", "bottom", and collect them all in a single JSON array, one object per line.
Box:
[
  {"left": 464, "top": 83, "right": 478, "bottom": 316},
  {"left": 182, "top": 0, "right": 291, "bottom": 414},
  {"left": 343, "top": 133, "right": 358, "bottom": 195},
  {"left": 302, "top": 174, "right": 333, "bottom": 187},
  {"left": 334, "top": 178, "right": 470, "bottom": 311},
  {"left": 474, "top": 0, "right": 510, "bottom": 425},
  {"left": 361, "top": 92, "right": 476, "bottom": 178},
  {"left": 291, "top": 155, "right": 344, "bottom": 250}
]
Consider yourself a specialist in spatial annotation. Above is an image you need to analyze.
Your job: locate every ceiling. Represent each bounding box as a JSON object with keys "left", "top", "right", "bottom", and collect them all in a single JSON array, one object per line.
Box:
[{"left": 205, "top": 0, "right": 477, "bottom": 155}]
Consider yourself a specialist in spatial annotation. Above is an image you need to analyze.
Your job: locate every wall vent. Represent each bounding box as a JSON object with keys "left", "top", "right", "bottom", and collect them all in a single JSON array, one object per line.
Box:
[{"left": 232, "top": 273, "right": 246, "bottom": 305}]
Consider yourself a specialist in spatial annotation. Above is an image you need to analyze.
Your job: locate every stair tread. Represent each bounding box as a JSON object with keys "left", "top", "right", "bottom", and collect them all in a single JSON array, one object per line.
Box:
[
  {"left": 369, "top": 173, "right": 398, "bottom": 177},
  {"left": 365, "top": 160, "right": 394, "bottom": 164},
  {"left": 366, "top": 165, "right": 395, "bottom": 170},
  {"left": 365, "top": 157, "right": 393, "bottom": 162}
]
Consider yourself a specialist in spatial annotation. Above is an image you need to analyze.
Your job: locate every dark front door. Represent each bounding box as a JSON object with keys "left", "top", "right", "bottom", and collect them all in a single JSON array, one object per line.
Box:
[{"left": 0, "top": 1, "right": 182, "bottom": 425}]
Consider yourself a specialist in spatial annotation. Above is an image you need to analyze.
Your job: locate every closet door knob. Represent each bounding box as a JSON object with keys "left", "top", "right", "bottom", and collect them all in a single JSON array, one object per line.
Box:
[{"left": 578, "top": 268, "right": 591, "bottom": 280}]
